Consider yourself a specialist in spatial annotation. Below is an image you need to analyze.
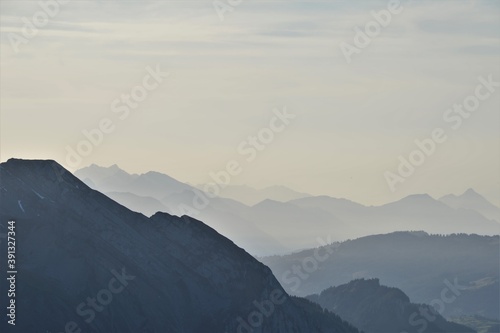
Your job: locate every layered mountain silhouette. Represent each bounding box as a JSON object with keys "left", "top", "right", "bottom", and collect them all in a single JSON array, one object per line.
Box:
[
  {"left": 75, "top": 165, "right": 500, "bottom": 256},
  {"left": 260, "top": 232, "right": 499, "bottom": 320},
  {"left": 0, "top": 159, "right": 359, "bottom": 333},
  {"left": 439, "top": 189, "right": 500, "bottom": 223},
  {"left": 306, "top": 278, "right": 475, "bottom": 333},
  {"left": 75, "top": 164, "right": 192, "bottom": 199},
  {"left": 76, "top": 165, "right": 288, "bottom": 256},
  {"left": 195, "top": 184, "right": 310, "bottom": 206},
  {"left": 290, "top": 193, "right": 500, "bottom": 239}
]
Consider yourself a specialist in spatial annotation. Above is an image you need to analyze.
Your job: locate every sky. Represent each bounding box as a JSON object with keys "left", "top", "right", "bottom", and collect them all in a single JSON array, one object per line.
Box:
[{"left": 1, "top": 0, "right": 499, "bottom": 206}]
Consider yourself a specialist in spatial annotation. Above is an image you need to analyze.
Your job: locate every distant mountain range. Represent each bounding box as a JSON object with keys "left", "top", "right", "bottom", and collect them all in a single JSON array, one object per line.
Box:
[
  {"left": 439, "top": 189, "right": 500, "bottom": 223},
  {"left": 75, "top": 164, "right": 500, "bottom": 256},
  {"left": 306, "top": 278, "right": 474, "bottom": 333},
  {"left": 3, "top": 159, "right": 497, "bottom": 333},
  {"left": 260, "top": 232, "right": 500, "bottom": 320},
  {"left": 195, "top": 184, "right": 310, "bottom": 206},
  {"left": 0, "top": 159, "right": 360, "bottom": 333},
  {"left": 75, "top": 163, "right": 192, "bottom": 199}
]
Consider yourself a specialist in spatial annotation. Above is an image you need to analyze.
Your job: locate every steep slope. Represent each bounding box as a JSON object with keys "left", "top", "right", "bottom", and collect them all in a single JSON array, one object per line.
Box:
[
  {"left": 440, "top": 189, "right": 500, "bottom": 223},
  {"left": 307, "top": 279, "right": 475, "bottom": 333},
  {"left": 260, "top": 232, "right": 499, "bottom": 320},
  {"left": 161, "top": 191, "right": 290, "bottom": 256},
  {"left": 0, "top": 159, "right": 359, "bottom": 333}
]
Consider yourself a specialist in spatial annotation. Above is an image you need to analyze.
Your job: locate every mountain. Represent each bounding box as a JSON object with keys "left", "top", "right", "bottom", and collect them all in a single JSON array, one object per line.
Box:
[
  {"left": 76, "top": 166, "right": 352, "bottom": 254},
  {"left": 291, "top": 194, "right": 500, "bottom": 237},
  {"left": 371, "top": 194, "right": 499, "bottom": 235},
  {"left": 75, "top": 164, "right": 192, "bottom": 199},
  {"left": 240, "top": 199, "right": 357, "bottom": 250},
  {"left": 76, "top": 165, "right": 288, "bottom": 255},
  {"left": 440, "top": 189, "right": 500, "bottom": 223},
  {"left": 76, "top": 165, "right": 500, "bottom": 255},
  {"left": 289, "top": 195, "right": 369, "bottom": 216},
  {"left": 200, "top": 184, "right": 310, "bottom": 206},
  {"left": 161, "top": 191, "right": 290, "bottom": 256},
  {"left": 449, "top": 315, "right": 500, "bottom": 333},
  {"left": 0, "top": 159, "right": 360, "bottom": 333},
  {"left": 306, "top": 279, "right": 475, "bottom": 333},
  {"left": 260, "top": 232, "right": 500, "bottom": 320}
]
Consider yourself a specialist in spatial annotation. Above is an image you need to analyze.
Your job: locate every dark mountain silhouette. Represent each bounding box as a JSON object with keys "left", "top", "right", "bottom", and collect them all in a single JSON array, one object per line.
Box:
[
  {"left": 306, "top": 278, "right": 475, "bottom": 333},
  {"left": 0, "top": 159, "right": 360, "bottom": 333},
  {"left": 260, "top": 232, "right": 499, "bottom": 320}
]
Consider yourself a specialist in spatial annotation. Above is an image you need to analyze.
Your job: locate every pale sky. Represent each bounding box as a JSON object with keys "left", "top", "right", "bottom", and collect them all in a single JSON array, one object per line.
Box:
[{"left": 1, "top": 0, "right": 499, "bottom": 206}]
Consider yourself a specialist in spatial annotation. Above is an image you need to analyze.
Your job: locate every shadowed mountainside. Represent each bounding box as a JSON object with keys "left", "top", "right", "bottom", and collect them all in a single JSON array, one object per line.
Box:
[
  {"left": 0, "top": 159, "right": 360, "bottom": 333},
  {"left": 260, "top": 232, "right": 500, "bottom": 320},
  {"left": 306, "top": 278, "right": 475, "bottom": 333}
]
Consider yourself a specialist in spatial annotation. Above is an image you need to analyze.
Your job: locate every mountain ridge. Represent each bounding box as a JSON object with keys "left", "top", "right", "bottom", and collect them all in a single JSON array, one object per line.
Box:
[
  {"left": 74, "top": 164, "right": 500, "bottom": 255},
  {"left": 306, "top": 278, "right": 475, "bottom": 333},
  {"left": 0, "top": 158, "right": 360, "bottom": 333},
  {"left": 260, "top": 231, "right": 500, "bottom": 320}
]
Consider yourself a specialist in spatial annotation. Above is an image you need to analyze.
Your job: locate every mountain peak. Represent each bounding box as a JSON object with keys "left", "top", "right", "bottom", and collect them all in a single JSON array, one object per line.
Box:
[
  {"left": 463, "top": 188, "right": 481, "bottom": 198},
  {"left": 405, "top": 193, "right": 433, "bottom": 200},
  {"left": 5, "top": 157, "right": 55, "bottom": 167},
  {"left": 82, "top": 163, "right": 129, "bottom": 175},
  {"left": 2, "top": 158, "right": 76, "bottom": 184},
  {"left": 143, "top": 170, "right": 170, "bottom": 178},
  {"left": 109, "top": 163, "right": 122, "bottom": 171},
  {"left": 397, "top": 193, "right": 437, "bottom": 205},
  {"left": 253, "top": 198, "right": 283, "bottom": 207}
]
